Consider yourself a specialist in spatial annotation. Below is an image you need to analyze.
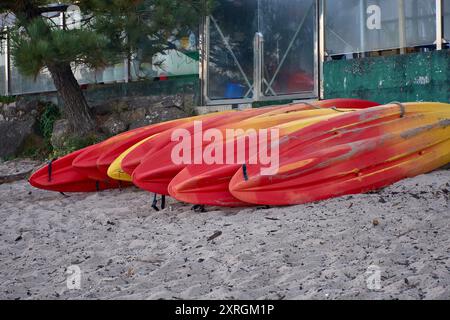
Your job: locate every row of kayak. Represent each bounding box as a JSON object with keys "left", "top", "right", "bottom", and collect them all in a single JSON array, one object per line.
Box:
[{"left": 29, "top": 99, "right": 450, "bottom": 207}]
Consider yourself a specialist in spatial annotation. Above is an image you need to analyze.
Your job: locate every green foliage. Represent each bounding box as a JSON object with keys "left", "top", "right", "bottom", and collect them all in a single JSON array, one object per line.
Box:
[
  {"left": 38, "top": 103, "right": 61, "bottom": 143},
  {"left": 35, "top": 102, "right": 102, "bottom": 159},
  {"left": 0, "top": 95, "right": 16, "bottom": 104},
  {"left": 50, "top": 133, "right": 102, "bottom": 159},
  {"left": 10, "top": 19, "right": 109, "bottom": 77},
  {"left": 3, "top": 0, "right": 213, "bottom": 77},
  {"left": 15, "top": 102, "right": 61, "bottom": 160}
]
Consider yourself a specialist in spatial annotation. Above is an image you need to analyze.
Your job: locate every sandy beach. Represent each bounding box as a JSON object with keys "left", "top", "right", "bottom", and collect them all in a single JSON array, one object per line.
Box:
[{"left": 0, "top": 159, "right": 449, "bottom": 300}]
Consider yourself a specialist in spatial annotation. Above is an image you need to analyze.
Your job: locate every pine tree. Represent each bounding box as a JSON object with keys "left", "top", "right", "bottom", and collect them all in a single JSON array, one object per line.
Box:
[{"left": 0, "top": 0, "right": 210, "bottom": 135}]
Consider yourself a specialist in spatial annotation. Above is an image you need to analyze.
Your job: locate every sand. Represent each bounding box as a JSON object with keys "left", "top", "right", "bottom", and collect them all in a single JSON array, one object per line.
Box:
[{"left": 0, "top": 159, "right": 449, "bottom": 300}]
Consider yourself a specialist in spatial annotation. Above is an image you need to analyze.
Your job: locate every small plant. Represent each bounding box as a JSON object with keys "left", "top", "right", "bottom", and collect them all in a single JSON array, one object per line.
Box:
[
  {"left": 0, "top": 95, "right": 16, "bottom": 104},
  {"left": 14, "top": 102, "right": 61, "bottom": 160},
  {"left": 50, "top": 134, "right": 102, "bottom": 159},
  {"left": 182, "top": 103, "right": 198, "bottom": 117},
  {"left": 39, "top": 103, "right": 61, "bottom": 145}
]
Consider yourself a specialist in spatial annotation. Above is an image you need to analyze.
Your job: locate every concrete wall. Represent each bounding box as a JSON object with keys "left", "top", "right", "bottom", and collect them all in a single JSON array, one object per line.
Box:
[{"left": 323, "top": 50, "right": 450, "bottom": 104}]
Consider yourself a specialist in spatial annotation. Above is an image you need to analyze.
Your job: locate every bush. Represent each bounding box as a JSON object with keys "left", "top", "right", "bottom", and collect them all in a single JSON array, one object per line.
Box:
[
  {"left": 50, "top": 134, "right": 102, "bottom": 159},
  {"left": 14, "top": 102, "right": 61, "bottom": 160},
  {"left": 0, "top": 95, "right": 16, "bottom": 104},
  {"left": 38, "top": 103, "right": 61, "bottom": 147}
]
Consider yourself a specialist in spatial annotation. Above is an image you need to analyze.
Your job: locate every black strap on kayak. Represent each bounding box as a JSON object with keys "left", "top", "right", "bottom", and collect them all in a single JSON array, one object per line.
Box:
[
  {"left": 118, "top": 180, "right": 122, "bottom": 191},
  {"left": 150, "top": 194, "right": 166, "bottom": 211},
  {"left": 151, "top": 193, "right": 160, "bottom": 211},
  {"left": 161, "top": 195, "right": 166, "bottom": 210},
  {"left": 331, "top": 106, "right": 349, "bottom": 113},
  {"left": 303, "top": 101, "right": 322, "bottom": 109},
  {"left": 390, "top": 101, "right": 406, "bottom": 118},
  {"left": 95, "top": 181, "right": 100, "bottom": 192},
  {"left": 290, "top": 101, "right": 322, "bottom": 109},
  {"left": 242, "top": 164, "right": 249, "bottom": 181},
  {"left": 191, "top": 204, "right": 206, "bottom": 213},
  {"left": 290, "top": 101, "right": 350, "bottom": 112},
  {"left": 59, "top": 192, "right": 69, "bottom": 197},
  {"left": 47, "top": 160, "right": 53, "bottom": 182},
  {"left": 47, "top": 158, "right": 57, "bottom": 182}
]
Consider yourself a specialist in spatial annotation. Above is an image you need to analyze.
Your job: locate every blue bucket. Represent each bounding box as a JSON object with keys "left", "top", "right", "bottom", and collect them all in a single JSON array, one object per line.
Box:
[{"left": 225, "top": 83, "right": 246, "bottom": 99}]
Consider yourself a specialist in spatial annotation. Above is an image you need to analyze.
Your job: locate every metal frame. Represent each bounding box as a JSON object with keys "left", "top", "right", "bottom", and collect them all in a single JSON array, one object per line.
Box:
[
  {"left": 0, "top": 1, "right": 447, "bottom": 99},
  {"left": 252, "top": 32, "right": 264, "bottom": 102},
  {"left": 202, "top": 0, "right": 320, "bottom": 106},
  {"left": 201, "top": 15, "right": 254, "bottom": 106},
  {"left": 257, "top": 0, "right": 319, "bottom": 102},
  {"left": 398, "top": 0, "right": 406, "bottom": 54},
  {"left": 436, "top": 0, "right": 443, "bottom": 50},
  {"left": 2, "top": 28, "right": 10, "bottom": 96},
  {"left": 318, "top": 0, "right": 325, "bottom": 99}
]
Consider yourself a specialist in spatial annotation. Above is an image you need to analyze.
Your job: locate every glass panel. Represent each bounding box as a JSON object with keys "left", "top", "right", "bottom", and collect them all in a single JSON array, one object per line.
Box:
[
  {"left": 9, "top": 10, "right": 61, "bottom": 94},
  {"left": 153, "top": 49, "right": 198, "bottom": 77},
  {"left": 404, "top": 0, "right": 436, "bottom": 47},
  {"left": 445, "top": 0, "right": 450, "bottom": 42},
  {"left": 207, "top": 0, "right": 257, "bottom": 100},
  {"left": 9, "top": 64, "right": 55, "bottom": 95},
  {"left": 259, "top": 0, "right": 315, "bottom": 95},
  {"left": 131, "top": 30, "right": 199, "bottom": 80},
  {"left": 130, "top": 58, "right": 156, "bottom": 81},
  {"left": 325, "top": 0, "right": 436, "bottom": 57},
  {"left": 73, "top": 65, "right": 98, "bottom": 85}
]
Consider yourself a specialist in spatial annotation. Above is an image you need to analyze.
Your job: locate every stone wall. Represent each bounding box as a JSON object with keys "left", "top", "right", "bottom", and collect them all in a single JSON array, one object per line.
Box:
[
  {"left": 1, "top": 75, "right": 201, "bottom": 158},
  {"left": 0, "top": 100, "right": 41, "bottom": 158},
  {"left": 19, "top": 75, "right": 200, "bottom": 111}
]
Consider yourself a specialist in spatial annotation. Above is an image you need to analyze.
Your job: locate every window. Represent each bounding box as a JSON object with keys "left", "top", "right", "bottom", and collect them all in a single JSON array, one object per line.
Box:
[
  {"left": 9, "top": 65, "right": 56, "bottom": 95},
  {"left": 9, "top": 10, "right": 59, "bottom": 94},
  {"left": 325, "top": 0, "right": 437, "bottom": 58}
]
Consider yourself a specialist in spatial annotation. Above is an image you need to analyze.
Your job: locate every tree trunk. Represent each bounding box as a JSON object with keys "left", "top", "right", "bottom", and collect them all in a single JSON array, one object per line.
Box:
[{"left": 47, "top": 62, "right": 95, "bottom": 134}]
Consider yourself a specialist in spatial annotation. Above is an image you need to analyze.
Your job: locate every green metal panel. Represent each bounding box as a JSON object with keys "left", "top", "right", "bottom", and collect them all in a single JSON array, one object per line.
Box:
[{"left": 323, "top": 50, "right": 450, "bottom": 104}]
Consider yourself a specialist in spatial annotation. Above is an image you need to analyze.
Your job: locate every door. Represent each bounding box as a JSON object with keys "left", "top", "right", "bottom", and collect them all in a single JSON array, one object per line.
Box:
[{"left": 202, "top": 0, "right": 318, "bottom": 105}]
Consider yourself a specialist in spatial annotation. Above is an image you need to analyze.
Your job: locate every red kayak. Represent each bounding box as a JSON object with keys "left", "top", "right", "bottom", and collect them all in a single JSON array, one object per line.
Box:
[
  {"left": 229, "top": 102, "right": 450, "bottom": 206},
  {"left": 135, "top": 99, "right": 379, "bottom": 196},
  {"left": 120, "top": 104, "right": 305, "bottom": 178},
  {"left": 72, "top": 113, "right": 228, "bottom": 182},
  {"left": 29, "top": 146, "right": 124, "bottom": 192}
]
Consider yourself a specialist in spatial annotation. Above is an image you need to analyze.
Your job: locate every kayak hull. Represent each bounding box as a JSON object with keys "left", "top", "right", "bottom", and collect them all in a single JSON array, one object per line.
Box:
[
  {"left": 29, "top": 146, "right": 124, "bottom": 192},
  {"left": 138, "top": 99, "right": 378, "bottom": 199},
  {"left": 73, "top": 113, "right": 228, "bottom": 182},
  {"left": 229, "top": 102, "right": 450, "bottom": 206}
]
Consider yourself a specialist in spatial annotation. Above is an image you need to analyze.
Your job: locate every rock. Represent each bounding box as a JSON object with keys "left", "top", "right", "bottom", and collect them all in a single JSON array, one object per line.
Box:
[
  {"left": 99, "top": 115, "right": 127, "bottom": 136},
  {"left": 50, "top": 119, "right": 71, "bottom": 150},
  {"left": 120, "top": 107, "right": 147, "bottom": 130},
  {"left": 0, "top": 169, "right": 34, "bottom": 184},
  {"left": 15, "top": 99, "right": 40, "bottom": 116},
  {"left": 93, "top": 95, "right": 195, "bottom": 131},
  {"left": 159, "top": 94, "right": 183, "bottom": 108},
  {"left": 0, "top": 99, "right": 40, "bottom": 120},
  {"left": 0, "top": 99, "right": 55, "bottom": 158},
  {"left": 0, "top": 117, "right": 36, "bottom": 159}
]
